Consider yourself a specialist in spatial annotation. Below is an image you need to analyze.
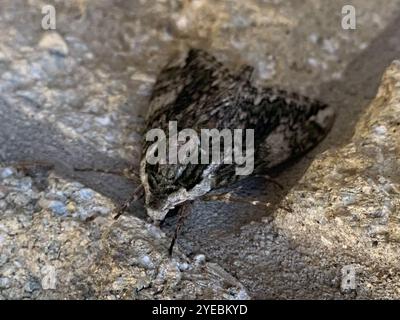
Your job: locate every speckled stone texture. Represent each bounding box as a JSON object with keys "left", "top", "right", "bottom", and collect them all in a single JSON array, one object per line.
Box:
[
  {"left": 273, "top": 61, "right": 400, "bottom": 299},
  {"left": 0, "top": 167, "right": 248, "bottom": 299}
]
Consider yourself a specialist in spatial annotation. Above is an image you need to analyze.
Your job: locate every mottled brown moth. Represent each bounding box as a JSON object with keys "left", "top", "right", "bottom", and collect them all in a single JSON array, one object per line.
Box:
[{"left": 119, "top": 48, "right": 335, "bottom": 254}]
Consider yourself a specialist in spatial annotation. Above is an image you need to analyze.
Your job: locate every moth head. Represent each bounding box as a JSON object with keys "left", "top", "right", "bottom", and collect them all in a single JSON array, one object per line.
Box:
[{"left": 140, "top": 160, "right": 215, "bottom": 222}]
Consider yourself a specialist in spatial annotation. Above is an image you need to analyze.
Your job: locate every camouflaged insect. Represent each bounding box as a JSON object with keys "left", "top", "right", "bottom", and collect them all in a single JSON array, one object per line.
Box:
[{"left": 138, "top": 48, "right": 335, "bottom": 223}]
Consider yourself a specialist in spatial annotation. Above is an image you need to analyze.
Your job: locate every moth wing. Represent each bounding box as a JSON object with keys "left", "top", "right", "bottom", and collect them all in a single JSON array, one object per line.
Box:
[
  {"left": 254, "top": 87, "right": 334, "bottom": 171},
  {"left": 146, "top": 48, "right": 233, "bottom": 125}
]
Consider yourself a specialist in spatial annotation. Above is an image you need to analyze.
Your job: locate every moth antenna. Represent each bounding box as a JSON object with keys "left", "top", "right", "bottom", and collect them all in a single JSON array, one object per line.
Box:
[
  {"left": 114, "top": 185, "right": 144, "bottom": 220},
  {"left": 169, "top": 200, "right": 193, "bottom": 256},
  {"left": 74, "top": 167, "right": 124, "bottom": 175},
  {"left": 7, "top": 160, "right": 54, "bottom": 171},
  {"left": 254, "top": 174, "right": 284, "bottom": 190},
  {"left": 201, "top": 192, "right": 271, "bottom": 209},
  {"left": 238, "top": 65, "right": 254, "bottom": 81}
]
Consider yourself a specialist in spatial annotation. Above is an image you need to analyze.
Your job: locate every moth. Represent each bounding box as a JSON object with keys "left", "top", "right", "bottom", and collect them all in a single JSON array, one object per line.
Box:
[{"left": 119, "top": 48, "right": 335, "bottom": 254}]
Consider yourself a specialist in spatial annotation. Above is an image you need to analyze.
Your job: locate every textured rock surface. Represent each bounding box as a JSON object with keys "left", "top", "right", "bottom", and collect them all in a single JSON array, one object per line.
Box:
[
  {"left": 273, "top": 61, "right": 400, "bottom": 299},
  {"left": 0, "top": 167, "right": 248, "bottom": 299},
  {"left": 1, "top": 0, "right": 400, "bottom": 299}
]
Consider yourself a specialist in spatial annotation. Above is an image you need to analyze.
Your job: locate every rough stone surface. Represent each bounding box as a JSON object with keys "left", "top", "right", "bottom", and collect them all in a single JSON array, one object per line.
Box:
[
  {"left": 1, "top": 0, "right": 400, "bottom": 299},
  {"left": 0, "top": 167, "right": 248, "bottom": 299},
  {"left": 273, "top": 61, "right": 400, "bottom": 299}
]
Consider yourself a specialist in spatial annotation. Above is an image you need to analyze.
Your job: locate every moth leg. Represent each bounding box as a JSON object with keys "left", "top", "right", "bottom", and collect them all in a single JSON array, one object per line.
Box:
[
  {"left": 74, "top": 167, "right": 124, "bottom": 175},
  {"left": 4, "top": 160, "right": 54, "bottom": 171},
  {"left": 169, "top": 201, "right": 193, "bottom": 256},
  {"left": 74, "top": 164, "right": 141, "bottom": 184},
  {"left": 253, "top": 174, "right": 284, "bottom": 190},
  {"left": 114, "top": 185, "right": 144, "bottom": 220},
  {"left": 236, "top": 65, "right": 254, "bottom": 81},
  {"left": 201, "top": 192, "right": 271, "bottom": 209}
]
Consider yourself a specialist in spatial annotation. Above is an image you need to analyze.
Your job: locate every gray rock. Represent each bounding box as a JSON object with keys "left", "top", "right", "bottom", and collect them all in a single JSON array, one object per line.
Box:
[
  {"left": 0, "top": 168, "right": 14, "bottom": 179},
  {"left": 0, "top": 167, "right": 248, "bottom": 299},
  {"left": 0, "top": 254, "right": 8, "bottom": 266},
  {"left": 41, "top": 265, "right": 57, "bottom": 290},
  {"left": 273, "top": 61, "right": 400, "bottom": 298},
  {"left": 46, "top": 200, "right": 68, "bottom": 216},
  {"left": 0, "top": 277, "right": 10, "bottom": 289},
  {"left": 12, "top": 193, "right": 32, "bottom": 207},
  {"left": 193, "top": 254, "right": 206, "bottom": 266},
  {"left": 38, "top": 32, "right": 69, "bottom": 56},
  {"left": 24, "top": 277, "right": 42, "bottom": 293}
]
